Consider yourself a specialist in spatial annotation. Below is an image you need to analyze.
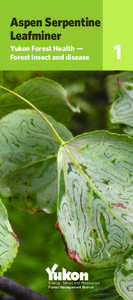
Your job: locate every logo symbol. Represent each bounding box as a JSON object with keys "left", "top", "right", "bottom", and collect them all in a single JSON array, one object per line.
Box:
[{"left": 46, "top": 264, "right": 89, "bottom": 281}]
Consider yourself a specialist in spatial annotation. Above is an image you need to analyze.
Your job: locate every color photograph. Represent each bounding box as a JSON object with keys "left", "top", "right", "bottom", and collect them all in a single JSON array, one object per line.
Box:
[{"left": 0, "top": 70, "right": 132, "bottom": 300}]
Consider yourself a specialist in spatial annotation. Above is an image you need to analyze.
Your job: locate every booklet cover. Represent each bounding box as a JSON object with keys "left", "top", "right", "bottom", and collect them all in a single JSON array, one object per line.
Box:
[{"left": 0, "top": 1, "right": 133, "bottom": 300}]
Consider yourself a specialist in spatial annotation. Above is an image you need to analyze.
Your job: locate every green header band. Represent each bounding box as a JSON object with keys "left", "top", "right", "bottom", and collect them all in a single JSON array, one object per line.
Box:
[{"left": 0, "top": 0, "right": 133, "bottom": 70}]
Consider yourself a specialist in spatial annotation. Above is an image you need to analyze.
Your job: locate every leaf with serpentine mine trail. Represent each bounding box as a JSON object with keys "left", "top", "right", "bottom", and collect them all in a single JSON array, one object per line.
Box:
[
  {"left": 57, "top": 131, "right": 133, "bottom": 266},
  {"left": 0, "top": 78, "right": 79, "bottom": 123},
  {"left": 0, "top": 109, "right": 72, "bottom": 213},
  {"left": 0, "top": 199, "right": 18, "bottom": 275},
  {"left": 110, "top": 80, "right": 133, "bottom": 136},
  {"left": 114, "top": 252, "right": 133, "bottom": 300}
]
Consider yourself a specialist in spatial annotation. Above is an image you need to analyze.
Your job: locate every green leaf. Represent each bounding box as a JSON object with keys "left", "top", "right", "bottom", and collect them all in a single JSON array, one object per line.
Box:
[
  {"left": 57, "top": 131, "right": 133, "bottom": 266},
  {"left": 0, "top": 109, "right": 72, "bottom": 213},
  {"left": 114, "top": 253, "right": 133, "bottom": 300},
  {"left": 0, "top": 78, "right": 79, "bottom": 123},
  {"left": 0, "top": 199, "right": 18, "bottom": 275},
  {"left": 107, "top": 72, "right": 133, "bottom": 101},
  {"left": 110, "top": 80, "right": 133, "bottom": 136}
]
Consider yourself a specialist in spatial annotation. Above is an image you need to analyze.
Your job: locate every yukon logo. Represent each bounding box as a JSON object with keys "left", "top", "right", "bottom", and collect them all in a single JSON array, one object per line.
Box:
[{"left": 46, "top": 264, "right": 88, "bottom": 281}]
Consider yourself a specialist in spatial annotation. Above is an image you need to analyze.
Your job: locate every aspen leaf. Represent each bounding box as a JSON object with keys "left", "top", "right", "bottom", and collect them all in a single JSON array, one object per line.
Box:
[
  {"left": 0, "top": 199, "right": 18, "bottom": 275},
  {"left": 0, "top": 109, "right": 72, "bottom": 213},
  {"left": 57, "top": 131, "right": 133, "bottom": 266}
]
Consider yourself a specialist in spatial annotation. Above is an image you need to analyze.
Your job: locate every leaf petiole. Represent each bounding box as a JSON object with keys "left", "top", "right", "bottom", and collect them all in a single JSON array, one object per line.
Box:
[{"left": 0, "top": 85, "right": 64, "bottom": 145}]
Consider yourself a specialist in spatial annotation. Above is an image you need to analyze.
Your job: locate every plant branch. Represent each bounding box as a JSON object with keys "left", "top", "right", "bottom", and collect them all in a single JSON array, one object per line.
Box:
[
  {"left": 0, "top": 277, "right": 50, "bottom": 300},
  {"left": 0, "top": 296, "right": 16, "bottom": 300},
  {"left": 0, "top": 85, "right": 64, "bottom": 145}
]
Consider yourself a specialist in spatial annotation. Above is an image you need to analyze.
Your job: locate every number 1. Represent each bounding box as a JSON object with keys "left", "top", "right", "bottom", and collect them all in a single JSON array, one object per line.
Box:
[{"left": 114, "top": 45, "right": 121, "bottom": 60}]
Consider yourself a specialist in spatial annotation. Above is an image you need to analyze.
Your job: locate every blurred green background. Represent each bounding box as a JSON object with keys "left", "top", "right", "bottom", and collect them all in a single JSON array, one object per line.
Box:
[{"left": 1, "top": 70, "right": 130, "bottom": 300}]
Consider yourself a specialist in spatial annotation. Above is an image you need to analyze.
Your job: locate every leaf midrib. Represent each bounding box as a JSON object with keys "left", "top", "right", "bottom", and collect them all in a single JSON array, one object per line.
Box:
[
  {"left": 0, "top": 154, "right": 57, "bottom": 182},
  {"left": 69, "top": 144, "right": 133, "bottom": 178}
]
